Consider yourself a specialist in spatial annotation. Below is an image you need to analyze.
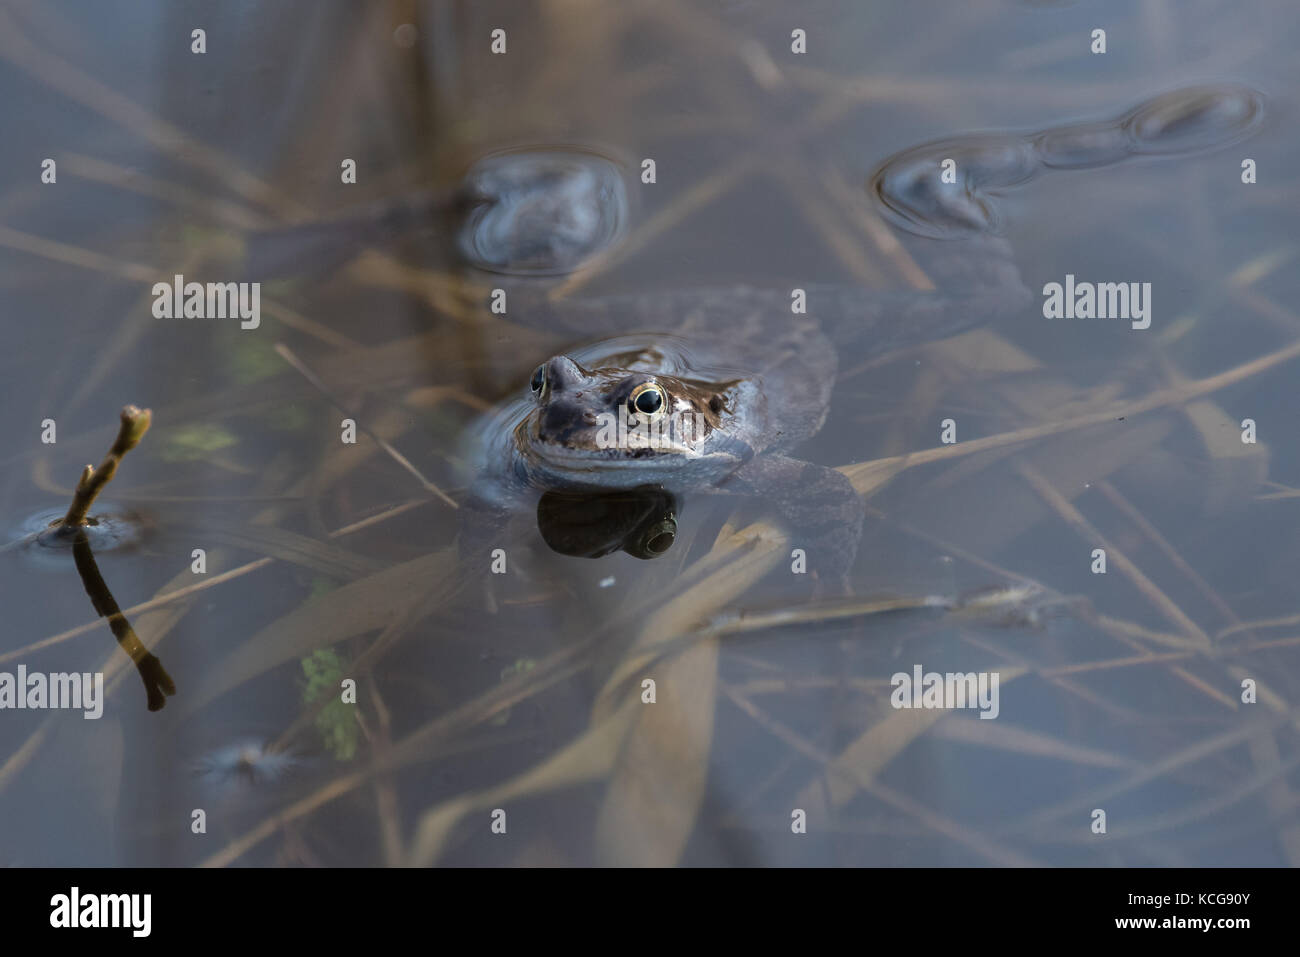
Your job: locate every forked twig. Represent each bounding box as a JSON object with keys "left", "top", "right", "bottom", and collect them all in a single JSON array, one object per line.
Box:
[{"left": 60, "top": 404, "right": 152, "bottom": 527}]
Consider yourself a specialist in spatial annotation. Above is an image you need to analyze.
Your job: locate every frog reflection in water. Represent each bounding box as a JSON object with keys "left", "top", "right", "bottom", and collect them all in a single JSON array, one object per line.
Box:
[
  {"left": 536, "top": 487, "right": 679, "bottom": 561},
  {"left": 464, "top": 249, "right": 1030, "bottom": 584}
]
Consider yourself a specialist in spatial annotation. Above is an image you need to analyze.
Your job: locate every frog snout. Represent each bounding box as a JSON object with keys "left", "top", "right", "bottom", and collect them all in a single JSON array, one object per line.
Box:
[
  {"left": 544, "top": 355, "right": 587, "bottom": 391},
  {"left": 537, "top": 399, "right": 599, "bottom": 443}
]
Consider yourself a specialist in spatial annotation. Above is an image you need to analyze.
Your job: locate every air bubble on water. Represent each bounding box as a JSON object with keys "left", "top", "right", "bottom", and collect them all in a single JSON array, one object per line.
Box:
[{"left": 393, "top": 23, "right": 417, "bottom": 48}]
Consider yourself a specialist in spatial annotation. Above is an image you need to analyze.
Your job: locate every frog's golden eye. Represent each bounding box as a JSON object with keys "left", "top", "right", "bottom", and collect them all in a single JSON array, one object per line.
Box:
[
  {"left": 628, "top": 382, "right": 665, "bottom": 418},
  {"left": 530, "top": 364, "right": 546, "bottom": 393}
]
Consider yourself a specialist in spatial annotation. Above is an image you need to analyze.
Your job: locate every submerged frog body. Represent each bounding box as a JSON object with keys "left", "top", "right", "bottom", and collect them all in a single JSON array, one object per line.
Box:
[{"left": 464, "top": 247, "right": 1030, "bottom": 582}]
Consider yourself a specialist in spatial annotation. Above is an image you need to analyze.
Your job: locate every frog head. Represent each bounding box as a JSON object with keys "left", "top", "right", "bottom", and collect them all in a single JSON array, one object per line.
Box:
[{"left": 514, "top": 354, "right": 737, "bottom": 486}]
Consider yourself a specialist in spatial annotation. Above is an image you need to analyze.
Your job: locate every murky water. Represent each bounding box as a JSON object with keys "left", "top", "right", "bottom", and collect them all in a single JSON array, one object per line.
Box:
[{"left": 1, "top": 0, "right": 1299, "bottom": 866}]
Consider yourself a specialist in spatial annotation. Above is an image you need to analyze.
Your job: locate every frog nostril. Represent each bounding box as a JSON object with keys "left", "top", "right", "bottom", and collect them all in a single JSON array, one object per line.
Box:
[{"left": 546, "top": 355, "right": 588, "bottom": 392}]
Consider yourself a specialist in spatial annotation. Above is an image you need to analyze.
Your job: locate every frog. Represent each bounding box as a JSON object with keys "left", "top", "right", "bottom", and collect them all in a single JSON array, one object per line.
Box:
[{"left": 460, "top": 237, "right": 1031, "bottom": 585}]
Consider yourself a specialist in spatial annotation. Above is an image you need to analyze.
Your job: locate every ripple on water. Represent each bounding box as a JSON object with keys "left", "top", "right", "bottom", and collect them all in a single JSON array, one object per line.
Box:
[
  {"left": 457, "top": 147, "right": 628, "bottom": 276},
  {"left": 1033, "top": 121, "right": 1134, "bottom": 170},
  {"left": 870, "top": 84, "right": 1266, "bottom": 238},
  {"left": 1123, "top": 84, "right": 1265, "bottom": 156},
  {"left": 871, "top": 135, "right": 1039, "bottom": 237},
  {"left": 11, "top": 505, "right": 146, "bottom": 568}
]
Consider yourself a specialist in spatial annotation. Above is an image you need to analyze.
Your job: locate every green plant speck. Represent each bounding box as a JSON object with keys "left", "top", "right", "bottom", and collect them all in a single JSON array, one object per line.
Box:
[
  {"left": 307, "top": 577, "right": 335, "bottom": 601},
  {"left": 159, "top": 423, "right": 239, "bottom": 462},
  {"left": 266, "top": 402, "right": 311, "bottom": 432},
  {"left": 301, "top": 648, "right": 359, "bottom": 761},
  {"left": 228, "top": 341, "right": 284, "bottom": 385},
  {"left": 500, "top": 658, "right": 537, "bottom": 682}
]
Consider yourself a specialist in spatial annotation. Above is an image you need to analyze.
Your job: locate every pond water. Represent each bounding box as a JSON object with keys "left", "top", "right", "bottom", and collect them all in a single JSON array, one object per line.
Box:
[{"left": 1, "top": 0, "right": 1298, "bottom": 866}]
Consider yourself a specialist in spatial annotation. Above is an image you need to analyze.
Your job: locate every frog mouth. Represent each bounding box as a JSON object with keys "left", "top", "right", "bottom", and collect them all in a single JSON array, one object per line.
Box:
[
  {"left": 527, "top": 431, "right": 678, "bottom": 461},
  {"left": 518, "top": 418, "right": 686, "bottom": 468}
]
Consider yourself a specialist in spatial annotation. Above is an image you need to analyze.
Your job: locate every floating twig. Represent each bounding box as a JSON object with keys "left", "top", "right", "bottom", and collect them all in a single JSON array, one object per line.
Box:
[{"left": 61, "top": 404, "right": 152, "bottom": 527}]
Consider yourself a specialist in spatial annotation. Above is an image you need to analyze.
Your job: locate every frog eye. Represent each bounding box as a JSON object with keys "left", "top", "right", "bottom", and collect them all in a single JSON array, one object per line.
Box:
[
  {"left": 530, "top": 364, "right": 546, "bottom": 393},
  {"left": 628, "top": 382, "right": 665, "bottom": 417}
]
